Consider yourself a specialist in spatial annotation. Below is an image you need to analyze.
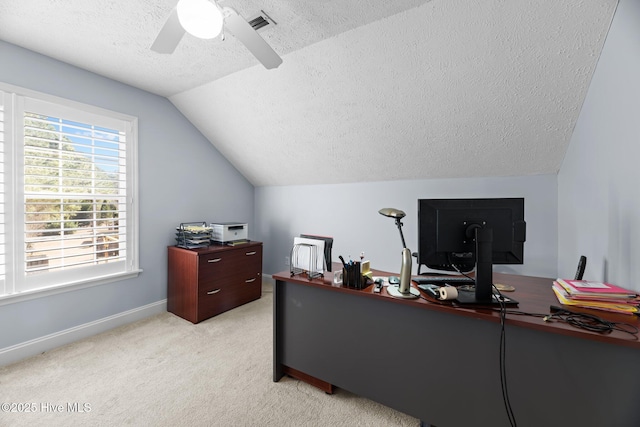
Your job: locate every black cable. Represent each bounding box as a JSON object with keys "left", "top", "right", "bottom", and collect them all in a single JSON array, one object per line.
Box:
[
  {"left": 420, "top": 281, "right": 515, "bottom": 427},
  {"left": 448, "top": 256, "right": 475, "bottom": 281},
  {"left": 489, "top": 308, "right": 547, "bottom": 318},
  {"left": 449, "top": 256, "right": 517, "bottom": 426},
  {"left": 544, "top": 307, "right": 639, "bottom": 339},
  {"left": 494, "top": 285, "right": 517, "bottom": 427},
  {"left": 447, "top": 252, "right": 475, "bottom": 281},
  {"left": 422, "top": 286, "right": 638, "bottom": 426},
  {"left": 489, "top": 307, "right": 639, "bottom": 339}
]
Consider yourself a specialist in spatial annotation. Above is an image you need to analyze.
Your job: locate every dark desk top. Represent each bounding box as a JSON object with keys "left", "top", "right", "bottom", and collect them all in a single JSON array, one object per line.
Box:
[{"left": 273, "top": 269, "right": 640, "bottom": 350}]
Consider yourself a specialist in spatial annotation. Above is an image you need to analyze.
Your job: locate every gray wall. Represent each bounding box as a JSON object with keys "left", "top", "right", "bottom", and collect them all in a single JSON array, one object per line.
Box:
[
  {"left": 558, "top": 0, "right": 640, "bottom": 291},
  {"left": 0, "top": 41, "right": 255, "bottom": 349},
  {"left": 256, "top": 175, "right": 558, "bottom": 278}
]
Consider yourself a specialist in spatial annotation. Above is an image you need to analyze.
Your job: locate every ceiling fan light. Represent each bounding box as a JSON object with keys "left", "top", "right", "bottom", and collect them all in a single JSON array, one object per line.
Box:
[{"left": 176, "top": 0, "right": 223, "bottom": 39}]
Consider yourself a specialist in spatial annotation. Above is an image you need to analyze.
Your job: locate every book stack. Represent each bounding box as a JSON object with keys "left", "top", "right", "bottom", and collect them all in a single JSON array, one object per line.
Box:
[{"left": 552, "top": 278, "right": 640, "bottom": 315}]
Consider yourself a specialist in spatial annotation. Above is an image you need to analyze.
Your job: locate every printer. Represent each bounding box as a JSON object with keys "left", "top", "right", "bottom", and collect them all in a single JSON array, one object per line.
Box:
[{"left": 210, "top": 222, "right": 248, "bottom": 243}]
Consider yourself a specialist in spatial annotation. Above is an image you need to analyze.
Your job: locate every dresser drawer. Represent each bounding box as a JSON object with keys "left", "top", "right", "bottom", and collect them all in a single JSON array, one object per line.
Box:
[
  {"left": 198, "top": 272, "right": 261, "bottom": 320},
  {"left": 197, "top": 272, "right": 258, "bottom": 296},
  {"left": 198, "top": 247, "right": 261, "bottom": 281}
]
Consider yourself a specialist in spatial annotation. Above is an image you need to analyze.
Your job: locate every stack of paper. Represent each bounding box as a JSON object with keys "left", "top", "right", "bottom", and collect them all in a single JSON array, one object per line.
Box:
[
  {"left": 291, "top": 237, "right": 325, "bottom": 276},
  {"left": 552, "top": 278, "right": 640, "bottom": 315}
]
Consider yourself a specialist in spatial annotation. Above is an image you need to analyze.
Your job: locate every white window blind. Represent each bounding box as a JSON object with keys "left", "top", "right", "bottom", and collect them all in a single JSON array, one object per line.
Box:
[
  {"left": 23, "top": 112, "right": 127, "bottom": 270},
  {"left": 0, "top": 92, "right": 6, "bottom": 296},
  {"left": 0, "top": 84, "right": 139, "bottom": 300}
]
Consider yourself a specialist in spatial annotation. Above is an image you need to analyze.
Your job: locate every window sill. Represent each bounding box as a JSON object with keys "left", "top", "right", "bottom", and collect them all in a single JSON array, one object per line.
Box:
[{"left": 0, "top": 270, "right": 143, "bottom": 307}]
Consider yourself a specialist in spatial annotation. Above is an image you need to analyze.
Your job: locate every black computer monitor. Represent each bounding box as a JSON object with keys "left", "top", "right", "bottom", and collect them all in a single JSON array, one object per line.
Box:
[{"left": 417, "top": 198, "right": 526, "bottom": 304}]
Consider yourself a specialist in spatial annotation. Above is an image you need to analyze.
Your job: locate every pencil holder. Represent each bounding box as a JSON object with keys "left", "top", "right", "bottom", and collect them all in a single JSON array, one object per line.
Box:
[{"left": 342, "top": 262, "right": 368, "bottom": 290}]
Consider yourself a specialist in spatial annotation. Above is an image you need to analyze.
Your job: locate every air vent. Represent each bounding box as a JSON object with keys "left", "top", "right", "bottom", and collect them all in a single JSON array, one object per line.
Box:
[{"left": 247, "top": 10, "right": 277, "bottom": 32}]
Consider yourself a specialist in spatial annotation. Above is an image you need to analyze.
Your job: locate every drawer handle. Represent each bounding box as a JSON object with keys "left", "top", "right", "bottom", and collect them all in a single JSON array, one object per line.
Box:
[
  {"left": 207, "top": 289, "right": 221, "bottom": 295},
  {"left": 245, "top": 278, "right": 256, "bottom": 283},
  {"left": 208, "top": 258, "right": 222, "bottom": 263},
  {"left": 245, "top": 251, "right": 257, "bottom": 256}
]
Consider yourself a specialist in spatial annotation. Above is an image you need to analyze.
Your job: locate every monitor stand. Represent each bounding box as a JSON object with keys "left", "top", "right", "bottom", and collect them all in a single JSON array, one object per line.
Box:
[
  {"left": 454, "top": 226, "right": 519, "bottom": 307},
  {"left": 387, "top": 285, "right": 421, "bottom": 299}
]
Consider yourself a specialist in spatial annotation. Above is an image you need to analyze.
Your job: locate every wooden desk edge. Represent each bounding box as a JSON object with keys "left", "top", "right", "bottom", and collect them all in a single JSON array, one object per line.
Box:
[{"left": 273, "top": 270, "right": 640, "bottom": 350}]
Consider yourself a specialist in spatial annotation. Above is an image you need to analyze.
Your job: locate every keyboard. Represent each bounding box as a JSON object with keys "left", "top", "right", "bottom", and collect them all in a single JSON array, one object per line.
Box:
[{"left": 412, "top": 276, "right": 474, "bottom": 285}]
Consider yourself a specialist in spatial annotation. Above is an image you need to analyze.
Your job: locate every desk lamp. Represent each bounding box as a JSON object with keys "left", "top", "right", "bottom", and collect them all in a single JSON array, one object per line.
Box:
[{"left": 378, "top": 208, "right": 420, "bottom": 299}]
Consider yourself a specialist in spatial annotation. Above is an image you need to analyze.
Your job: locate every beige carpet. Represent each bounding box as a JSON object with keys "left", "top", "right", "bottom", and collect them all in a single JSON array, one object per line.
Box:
[{"left": 0, "top": 281, "right": 419, "bottom": 427}]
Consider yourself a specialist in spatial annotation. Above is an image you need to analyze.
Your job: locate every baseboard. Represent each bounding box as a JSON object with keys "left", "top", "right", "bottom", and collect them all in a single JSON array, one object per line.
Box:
[{"left": 0, "top": 299, "right": 167, "bottom": 367}]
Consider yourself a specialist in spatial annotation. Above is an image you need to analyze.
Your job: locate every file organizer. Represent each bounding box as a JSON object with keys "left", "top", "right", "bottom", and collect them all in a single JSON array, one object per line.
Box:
[
  {"left": 175, "top": 222, "right": 212, "bottom": 249},
  {"left": 290, "top": 243, "right": 323, "bottom": 279}
]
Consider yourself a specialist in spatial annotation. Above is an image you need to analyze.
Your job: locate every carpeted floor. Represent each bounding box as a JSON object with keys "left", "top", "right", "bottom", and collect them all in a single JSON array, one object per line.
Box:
[{"left": 0, "top": 281, "right": 419, "bottom": 426}]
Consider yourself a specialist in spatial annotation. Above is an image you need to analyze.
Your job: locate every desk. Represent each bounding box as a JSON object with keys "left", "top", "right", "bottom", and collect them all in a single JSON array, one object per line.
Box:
[{"left": 273, "top": 270, "right": 640, "bottom": 427}]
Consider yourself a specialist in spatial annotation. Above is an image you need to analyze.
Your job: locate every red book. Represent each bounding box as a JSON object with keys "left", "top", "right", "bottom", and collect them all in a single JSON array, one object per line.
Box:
[{"left": 556, "top": 278, "right": 637, "bottom": 298}]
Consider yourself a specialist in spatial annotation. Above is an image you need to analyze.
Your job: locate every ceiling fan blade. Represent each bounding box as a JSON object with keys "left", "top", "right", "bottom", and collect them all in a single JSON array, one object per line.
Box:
[
  {"left": 223, "top": 8, "right": 283, "bottom": 69},
  {"left": 151, "top": 7, "right": 186, "bottom": 54}
]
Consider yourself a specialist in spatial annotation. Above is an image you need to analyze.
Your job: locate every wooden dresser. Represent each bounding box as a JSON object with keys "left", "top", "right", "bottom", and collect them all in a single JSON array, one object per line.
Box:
[{"left": 167, "top": 241, "right": 263, "bottom": 323}]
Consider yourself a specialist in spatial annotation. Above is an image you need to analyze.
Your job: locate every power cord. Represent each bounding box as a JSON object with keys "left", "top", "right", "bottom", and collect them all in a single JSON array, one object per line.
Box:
[
  {"left": 490, "top": 300, "right": 638, "bottom": 427},
  {"left": 419, "top": 282, "right": 640, "bottom": 426},
  {"left": 488, "top": 306, "right": 639, "bottom": 338},
  {"left": 544, "top": 306, "right": 639, "bottom": 338},
  {"left": 448, "top": 256, "right": 475, "bottom": 280},
  {"left": 494, "top": 285, "right": 517, "bottom": 427},
  {"left": 420, "top": 264, "right": 519, "bottom": 426},
  {"left": 418, "top": 283, "right": 518, "bottom": 426}
]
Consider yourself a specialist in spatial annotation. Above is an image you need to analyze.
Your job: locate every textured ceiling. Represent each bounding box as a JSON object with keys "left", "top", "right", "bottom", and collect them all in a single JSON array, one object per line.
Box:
[
  {"left": 0, "top": 0, "right": 426, "bottom": 97},
  {"left": 0, "top": 0, "right": 618, "bottom": 186}
]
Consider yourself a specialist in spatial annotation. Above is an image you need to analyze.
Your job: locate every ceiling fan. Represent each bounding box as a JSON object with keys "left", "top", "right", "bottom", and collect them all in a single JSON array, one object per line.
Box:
[{"left": 151, "top": 0, "right": 283, "bottom": 69}]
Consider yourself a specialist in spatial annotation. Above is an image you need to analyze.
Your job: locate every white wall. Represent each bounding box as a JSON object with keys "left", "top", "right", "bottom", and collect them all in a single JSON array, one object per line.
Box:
[
  {"left": 256, "top": 174, "right": 557, "bottom": 278},
  {"left": 0, "top": 41, "right": 255, "bottom": 352},
  {"left": 558, "top": 0, "right": 640, "bottom": 291}
]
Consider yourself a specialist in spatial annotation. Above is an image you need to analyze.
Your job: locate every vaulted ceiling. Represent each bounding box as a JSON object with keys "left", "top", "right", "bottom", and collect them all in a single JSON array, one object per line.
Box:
[{"left": 0, "top": 0, "right": 618, "bottom": 186}]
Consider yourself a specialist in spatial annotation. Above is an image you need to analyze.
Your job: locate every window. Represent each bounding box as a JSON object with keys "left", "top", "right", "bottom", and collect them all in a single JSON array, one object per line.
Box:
[{"left": 0, "top": 84, "right": 139, "bottom": 300}]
